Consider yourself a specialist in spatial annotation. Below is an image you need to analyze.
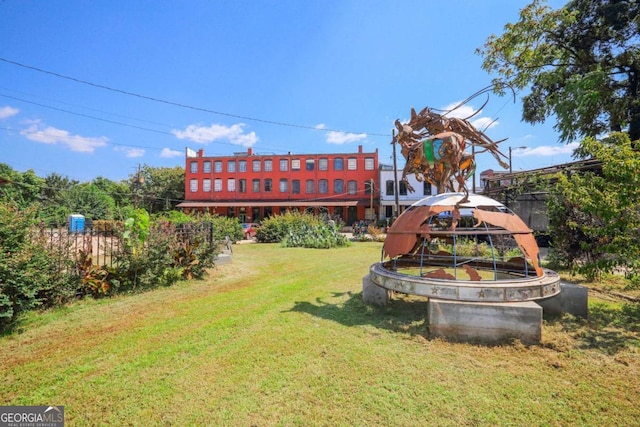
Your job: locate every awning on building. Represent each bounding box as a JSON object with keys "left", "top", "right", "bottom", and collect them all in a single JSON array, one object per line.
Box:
[{"left": 177, "top": 200, "right": 362, "bottom": 208}]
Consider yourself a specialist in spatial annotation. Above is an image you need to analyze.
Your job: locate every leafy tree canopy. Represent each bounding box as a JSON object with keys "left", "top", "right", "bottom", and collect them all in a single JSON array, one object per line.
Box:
[
  {"left": 0, "top": 163, "right": 45, "bottom": 208},
  {"left": 477, "top": 0, "right": 640, "bottom": 144},
  {"left": 134, "top": 165, "right": 185, "bottom": 213},
  {"left": 546, "top": 132, "right": 640, "bottom": 279}
]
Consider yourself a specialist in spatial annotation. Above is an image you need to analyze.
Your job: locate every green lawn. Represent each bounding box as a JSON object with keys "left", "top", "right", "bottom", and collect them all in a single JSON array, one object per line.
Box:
[{"left": 1, "top": 242, "right": 639, "bottom": 426}]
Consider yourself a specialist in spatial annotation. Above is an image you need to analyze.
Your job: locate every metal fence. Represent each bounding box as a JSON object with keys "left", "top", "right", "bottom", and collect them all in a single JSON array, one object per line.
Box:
[{"left": 40, "top": 223, "right": 215, "bottom": 268}]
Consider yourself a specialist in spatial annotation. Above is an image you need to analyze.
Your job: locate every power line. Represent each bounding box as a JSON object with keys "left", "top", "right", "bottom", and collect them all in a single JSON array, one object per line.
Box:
[
  {"left": 0, "top": 85, "right": 173, "bottom": 128},
  {"left": 0, "top": 57, "right": 390, "bottom": 137},
  {"left": 0, "top": 94, "right": 315, "bottom": 154}
]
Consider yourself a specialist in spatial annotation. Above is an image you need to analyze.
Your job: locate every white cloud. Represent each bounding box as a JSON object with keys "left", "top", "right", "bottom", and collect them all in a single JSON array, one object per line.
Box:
[
  {"left": 442, "top": 103, "right": 476, "bottom": 119},
  {"left": 114, "top": 146, "right": 145, "bottom": 158},
  {"left": 517, "top": 142, "right": 579, "bottom": 157},
  {"left": 326, "top": 131, "right": 367, "bottom": 144},
  {"left": 0, "top": 106, "right": 19, "bottom": 119},
  {"left": 172, "top": 123, "right": 258, "bottom": 147},
  {"left": 471, "top": 116, "right": 498, "bottom": 131},
  {"left": 441, "top": 101, "right": 498, "bottom": 131},
  {"left": 160, "top": 148, "right": 182, "bottom": 158},
  {"left": 21, "top": 122, "right": 108, "bottom": 153},
  {"left": 315, "top": 123, "right": 367, "bottom": 144},
  {"left": 125, "top": 148, "right": 145, "bottom": 158}
]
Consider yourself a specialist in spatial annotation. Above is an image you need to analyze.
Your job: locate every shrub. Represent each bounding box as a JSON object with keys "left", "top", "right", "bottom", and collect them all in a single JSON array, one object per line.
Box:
[
  {"left": 256, "top": 211, "right": 324, "bottom": 243},
  {"left": 0, "top": 206, "right": 221, "bottom": 333},
  {"left": 207, "top": 215, "right": 244, "bottom": 242},
  {"left": 0, "top": 203, "right": 77, "bottom": 331},
  {"left": 105, "top": 212, "right": 219, "bottom": 293},
  {"left": 256, "top": 212, "right": 349, "bottom": 249},
  {"left": 281, "top": 222, "right": 349, "bottom": 249}
]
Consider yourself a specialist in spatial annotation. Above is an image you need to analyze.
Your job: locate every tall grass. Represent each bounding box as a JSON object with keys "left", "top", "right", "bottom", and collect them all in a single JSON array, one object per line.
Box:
[{"left": 0, "top": 242, "right": 638, "bottom": 426}]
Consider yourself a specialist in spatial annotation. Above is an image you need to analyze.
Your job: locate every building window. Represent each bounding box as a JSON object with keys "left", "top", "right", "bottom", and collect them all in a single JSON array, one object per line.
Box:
[
  {"left": 292, "top": 159, "right": 300, "bottom": 170},
  {"left": 318, "top": 179, "right": 328, "bottom": 194},
  {"left": 347, "top": 158, "right": 357, "bottom": 170},
  {"left": 424, "top": 182, "right": 432, "bottom": 196},
  {"left": 386, "top": 180, "right": 395, "bottom": 195},
  {"left": 190, "top": 179, "right": 198, "bottom": 192},
  {"left": 365, "top": 157, "right": 374, "bottom": 170},
  {"left": 203, "top": 179, "right": 211, "bottom": 192},
  {"left": 252, "top": 179, "right": 260, "bottom": 192},
  {"left": 264, "top": 159, "right": 273, "bottom": 172},
  {"left": 365, "top": 180, "right": 373, "bottom": 194},
  {"left": 239, "top": 160, "right": 247, "bottom": 172},
  {"left": 347, "top": 180, "right": 357, "bottom": 194},
  {"left": 203, "top": 161, "right": 211, "bottom": 173},
  {"left": 334, "top": 179, "right": 344, "bottom": 194},
  {"left": 214, "top": 161, "right": 223, "bottom": 173},
  {"left": 399, "top": 181, "right": 408, "bottom": 196},
  {"left": 319, "top": 158, "right": 328, "bottom": 171},
  {"left": 264, "top": 178, "right": 272, "bottom": 192},
  {"left": 306, "top": 159, "right": 315, "bottom": 171},
  {"left": 190, "top": 161, "right": 198, "bottom": 173},
  {"left": 306, "top": 179, "right": 315, "bottom": 194},
  {"left": 239, "top": 179, "right": 247, "bottom": 193},
  {"left": 252, "top": 160, "right": 261, "bottom": 172},
  {"left": 214, "top": 179, "right": 222, "bottom": 192},
  {"left": 228, "top": 178, "right": 236, "bottom": 192},
  {"left": 334, "top": 157, "right": 344, "bottom": 170},
  {"left": 280, "top": 159, "right": 288, "bottom": 171},
  {"left": 279, "top": 178, "right": 288, "bottom": 193},
  {"left": 292, "top": 179, "right": 300, "bottom": 194},
  {"left": 228, "top": 160, "right": 236, "bottom": 173}
]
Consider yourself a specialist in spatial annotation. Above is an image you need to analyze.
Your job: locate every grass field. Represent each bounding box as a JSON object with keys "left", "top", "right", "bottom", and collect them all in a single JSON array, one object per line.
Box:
[{"left": 1, "top": 242, "right": 639, "bottom": 426}]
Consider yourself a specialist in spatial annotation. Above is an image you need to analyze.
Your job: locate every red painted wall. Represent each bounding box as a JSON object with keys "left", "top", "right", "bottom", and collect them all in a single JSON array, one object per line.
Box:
[{"left": 184, "top": 146, "right": 378, "bottom": 204}]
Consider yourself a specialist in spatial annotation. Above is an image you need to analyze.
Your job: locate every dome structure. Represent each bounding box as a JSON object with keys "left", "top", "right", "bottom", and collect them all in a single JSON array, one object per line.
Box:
[{"left": 370, "top": 193, "right": 560, "bottom": 302}]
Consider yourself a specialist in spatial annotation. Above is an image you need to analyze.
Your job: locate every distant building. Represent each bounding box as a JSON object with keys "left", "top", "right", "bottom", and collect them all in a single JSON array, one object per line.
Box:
[
  {"left": 378, "top": 164, "right": 435, "bottom": 221},
  {"left": 479, "top": 159, "right": 602, "bottom": 234},
  {"left": 177, "top": 146, "right": 378, "bottom": 225}
]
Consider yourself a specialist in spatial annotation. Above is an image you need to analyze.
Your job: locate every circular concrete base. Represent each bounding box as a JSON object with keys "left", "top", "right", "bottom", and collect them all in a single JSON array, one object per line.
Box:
[{"left": 369, "top": 262, "right": 560, "bottom": 303}]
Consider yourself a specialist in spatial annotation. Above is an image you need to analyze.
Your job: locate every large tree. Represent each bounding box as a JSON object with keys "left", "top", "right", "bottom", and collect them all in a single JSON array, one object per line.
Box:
[
  {"left": 134, "top": 165, "right": 185, "bottom": 214},
  {"left": 0, "top": 164, "right": 45, "bottom": 208},
  {"left": 477, "top": 0, "right": 640, "bottom": 144}
]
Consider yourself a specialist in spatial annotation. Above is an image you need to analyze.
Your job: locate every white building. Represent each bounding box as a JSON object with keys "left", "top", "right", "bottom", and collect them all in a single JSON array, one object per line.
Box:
[{"left": 379, "top": 164, "right": 435, "bottom": 221}]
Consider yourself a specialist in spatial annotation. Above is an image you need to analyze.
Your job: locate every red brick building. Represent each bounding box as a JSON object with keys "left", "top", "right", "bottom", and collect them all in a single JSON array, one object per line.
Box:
[{"left": 177, "top": 146, "right": 379, "bottom": 225}]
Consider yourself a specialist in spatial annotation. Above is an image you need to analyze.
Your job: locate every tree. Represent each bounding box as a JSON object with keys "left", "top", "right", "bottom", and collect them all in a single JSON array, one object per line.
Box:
[
  {"left": 546, "top": 132, "right": 640, "bottom": 280},
  {"left": 0, "top": 164, "right": 45, "bottom": 208},
  {"left": 37, "top": 173, "right": 79, "bottom": 226},
  {"left": 91, "top": 176, "right": 133, "bottom": 219},
  {"left": 61, "top": 184, "right": 116, "bottom": 221},
  {"left": 134, "top": 165, "right": 185, "bottom": 213},
  {"left": 477, "top": 0, "right": 640, "bottom": 143}
]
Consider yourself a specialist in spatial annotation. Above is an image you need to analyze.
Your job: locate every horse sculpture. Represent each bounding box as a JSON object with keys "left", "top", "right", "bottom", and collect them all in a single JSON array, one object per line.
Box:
[{"left": 394, "top": 105, "right": 509, "bottom": 204}]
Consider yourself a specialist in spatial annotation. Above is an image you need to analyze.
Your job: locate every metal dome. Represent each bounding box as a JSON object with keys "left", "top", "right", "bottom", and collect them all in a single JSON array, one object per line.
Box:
[{"left": 369, "top": 192, "right": 560, "bottom": 302}]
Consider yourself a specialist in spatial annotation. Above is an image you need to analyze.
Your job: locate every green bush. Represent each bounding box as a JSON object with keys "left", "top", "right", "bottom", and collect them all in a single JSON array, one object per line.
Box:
[
  {"left": 0, "top": 203, "right": 76, "bottom": 331},
  {"left": 156, "top": 212, "right": 243, "bottom": 243},
  {"left": 256, "top": 211, "right": 349, "bottom": 248},
  {"left": 0, "top": 206, "right": 221, "bottom": 333},
  {"left": 97, "top": 211, "right": 219, "bottom": 294},
  {"left": 256, "top": 212, "right": 323, "bottom": 243},
  {"left": 208, "top": 215, "right": 244, "bottom": 242}
]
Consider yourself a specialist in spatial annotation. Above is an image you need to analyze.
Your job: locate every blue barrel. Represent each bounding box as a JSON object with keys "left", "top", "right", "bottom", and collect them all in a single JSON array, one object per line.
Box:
[{"left": 68, "top": 214, "right": 85, "bottom": 233}]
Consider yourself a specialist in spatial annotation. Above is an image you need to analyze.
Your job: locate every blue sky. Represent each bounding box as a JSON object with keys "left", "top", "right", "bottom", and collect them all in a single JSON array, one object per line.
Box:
[{"left": 0, "top": 0, "right": 573, "bottom": 183}]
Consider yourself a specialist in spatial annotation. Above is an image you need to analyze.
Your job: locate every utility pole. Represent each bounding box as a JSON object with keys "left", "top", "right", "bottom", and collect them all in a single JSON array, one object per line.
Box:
[
  {"left": 471, "top": 143, "right": 476, "bottom": 194},
  {"left": 369, "top": 178, "right": 374, "bottom": 221},
  {"left": 392, "top": 129, "right": 400, "bottom": 219},
  {"left": 133, "top": 164, "right": 144, "bottom": 209}
]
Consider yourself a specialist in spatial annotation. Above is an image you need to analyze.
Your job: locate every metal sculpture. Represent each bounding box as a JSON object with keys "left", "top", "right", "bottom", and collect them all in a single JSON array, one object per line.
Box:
[{"left": 393, "top": 104, "right": 510, "bottom": 203}]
